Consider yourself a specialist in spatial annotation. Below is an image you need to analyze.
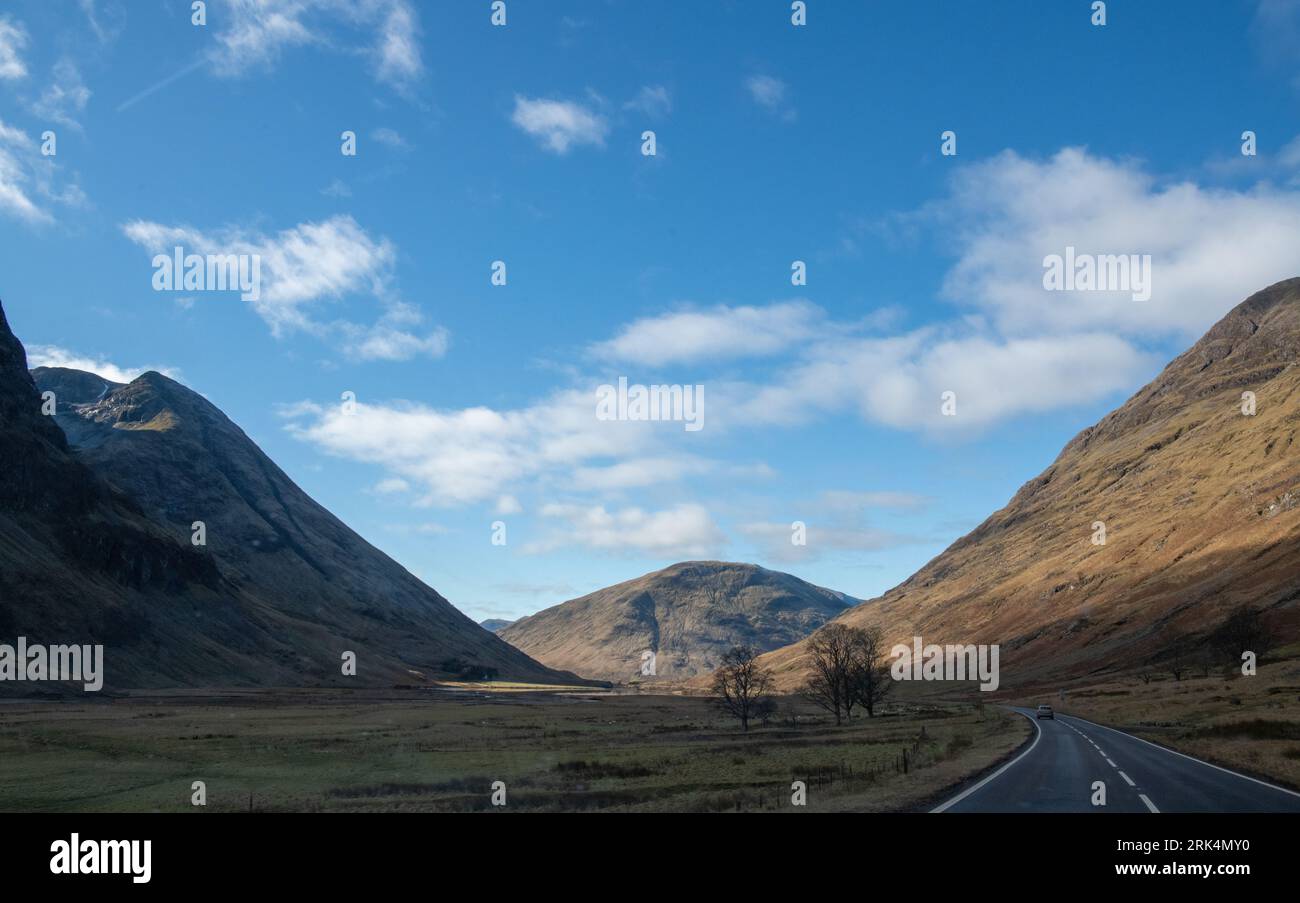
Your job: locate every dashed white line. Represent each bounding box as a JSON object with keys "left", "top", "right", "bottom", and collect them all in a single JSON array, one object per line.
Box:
[
  {"left": 1118, "top": 771, "right": 1136, "bottom": 787},
  {"left": 1106, "top": 758, "right": 1117, "bottom": 768},
  {"left": 1139, "top": 793, "right": 1160, "bottom": 813},
  {"left": 1060, "top": 713, "right": 1300, "bottom": 802}
]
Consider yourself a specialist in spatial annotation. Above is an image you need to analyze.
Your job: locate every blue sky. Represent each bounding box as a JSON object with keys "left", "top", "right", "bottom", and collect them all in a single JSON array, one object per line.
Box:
[{"left": 2, "top": 0, "right": 1300, "bottom": 622}]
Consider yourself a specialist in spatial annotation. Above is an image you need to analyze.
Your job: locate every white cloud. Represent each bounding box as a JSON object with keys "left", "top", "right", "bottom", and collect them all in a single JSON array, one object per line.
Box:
[
  {"left": 745, "top": 75, "right": 795, "bottom": 120},
  {"left": 510, "top": 95, "right": 608, "bottom": 154},
  {"left": 374, "top": 477, "right": 410, "bottom": 494},
  {"left": 122, "top": 215, "right": 392, "bottom": 332},
  {"left": 209, "top": 0, "right": 423, "bottom": 90},
  {"left": 719, "top": 328, "right": 1155, "bottom": 432},
  {"left": 1252, "top": 0, "right": 1300, "bottom": 78},
  {"left": 738, "top": 520, "right": 911, "bottom": 564},
  {"left": 624, "top": 85, "right": 671, "bottom": 118},
  {"left": 79, "top": 0, "right": 124, "bottom": 44},
  {"left": 342, "top": 320, "right": 448, "bottom": 361},
  {"left": 495, "top": 495, "right": 523, "bottom": 515},
  {"left": 122, "top": 215, "right": 448, "bottom": 361},
  {"left": 370, "top": 126, "right": 408, "bottom": 149},
  {"left": 938, "top": 147, "right": 1300, "bottom": 340},
  {"left": 279, "top": 376, "right": 730, "bottom": 507},
  {"left": 26, "top": 345, "right": 179, "bottom": 384},
  {"left": 31, "top": 59, "right": 91, "bottom": 130},
  {"left": 0, "top": 121, "right": 83, "bottom": 226},
  {"left": 571, "top": 456, "right": 715, "bottom": 491},
  {"left": 0, "top": 16, "right": 27, "bottom": 80},
  {"left": 0, "top": 121, "right": 48, "bottom": 224},
  {"left": 592, "top": 300, "right": 825, "bottom": 366},
  {"left": 526, "top": 503, "right": 725, "bottom": 557},
  {"left": 320, "top": 178, "right": 351, "bottom": 198},
  {"left": 709, "top": 146, "right": 1300, "bottom": 433},
  {"left": 373, "top": 0, "right": 421, "bottom": 86}
]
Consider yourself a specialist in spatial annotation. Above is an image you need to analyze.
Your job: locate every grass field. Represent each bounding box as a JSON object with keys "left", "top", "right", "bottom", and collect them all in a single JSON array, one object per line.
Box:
[{"left": 0, "top": 690, "right": 1028, "bottom": 813}]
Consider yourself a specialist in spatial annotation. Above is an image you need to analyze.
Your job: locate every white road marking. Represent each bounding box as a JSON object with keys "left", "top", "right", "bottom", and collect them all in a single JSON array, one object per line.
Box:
[
  {"left": 931, "top": 711, "right": 1041, "bottom": 813},
  {"left": 1106, "top": 758, "right": 1117, "bottom": 767},
  {"left": 1118, "top": 771, "right": 1136, "bottom": 787},
  {"left": 1060, "top": 713, "right": 1300, "bottom": 801},
  {"left": 1139, "top": 793, "right": 1159, "bottom": 813}
]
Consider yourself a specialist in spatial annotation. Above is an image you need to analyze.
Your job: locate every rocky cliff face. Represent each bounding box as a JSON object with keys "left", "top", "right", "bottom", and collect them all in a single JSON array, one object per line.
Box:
[
  {"left": 759, "top": 278, "right": 1300, "bottom": 690},
  {"left": 500, "top": 561, "right": 855, "bottom": 682}
]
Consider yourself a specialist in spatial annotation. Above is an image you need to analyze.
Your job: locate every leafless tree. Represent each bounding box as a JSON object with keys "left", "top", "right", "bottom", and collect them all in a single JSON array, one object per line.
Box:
[
  {"left": 1209, "top": 605, "right": 1274, "bottom": 668},
  {"left": 803, "top": 624, "right": 857, "bottom": 725},
  {"left": 1164, "top": 631, "right": 1191, "bottom": 682},
  {"left": 752, "top": 695, "right": 778, "bottom": 728},
  {"left": 847, "top": 625, "right": 893, "bottom": 717},
  {"left": 711, "top": 645, "right": 773, "bottom": 732}
]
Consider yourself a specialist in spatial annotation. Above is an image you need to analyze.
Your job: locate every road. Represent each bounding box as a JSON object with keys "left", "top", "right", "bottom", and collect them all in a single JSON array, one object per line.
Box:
[{"left": 933, "top": 707, "right": 1300, "bottom": 813}]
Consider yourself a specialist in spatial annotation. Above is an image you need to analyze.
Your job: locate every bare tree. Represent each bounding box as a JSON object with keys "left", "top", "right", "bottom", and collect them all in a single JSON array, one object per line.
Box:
[
  {"left": 752, "top": 695, "right": 778, "bottom": 728},
  {"left": 803, "top": 624, "right": 856, "bottom": 725},
  {"left": 847, "top": 625, "right": 893, "bottom": 717},
  {"left": 1209, "top": 606, "right": 1274, "bottom": 668},
  {"left": 711, "top": 645, "right": 773, "bottom": 732},
  {"left": 1164, "top": 631, "right": 1191, "bottom": 682}
]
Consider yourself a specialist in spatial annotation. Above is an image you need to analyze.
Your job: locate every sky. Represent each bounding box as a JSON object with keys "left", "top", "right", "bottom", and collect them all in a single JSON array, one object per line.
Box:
[{"left": 2, "top": 0, "right": 1300, "bottom": 623}]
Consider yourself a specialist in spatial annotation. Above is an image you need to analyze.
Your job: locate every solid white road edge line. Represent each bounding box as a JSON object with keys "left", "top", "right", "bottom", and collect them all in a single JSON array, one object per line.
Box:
[
  {"left": 931, "top": 710, "right": 1041, "bottom": 813},
  {"left": 1060, "top": 713, "right": 1300, "bottom": 801}
]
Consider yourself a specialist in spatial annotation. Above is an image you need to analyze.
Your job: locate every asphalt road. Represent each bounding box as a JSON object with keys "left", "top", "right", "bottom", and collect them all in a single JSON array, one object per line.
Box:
[{"left": 933, "top": 707, "right": 1300, "bottom": 813}]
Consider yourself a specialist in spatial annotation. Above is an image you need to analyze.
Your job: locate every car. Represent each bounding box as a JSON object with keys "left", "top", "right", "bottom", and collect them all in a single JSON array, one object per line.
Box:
[{"left": 1036, "top": 705, "right": 1055, "bottom": 719}]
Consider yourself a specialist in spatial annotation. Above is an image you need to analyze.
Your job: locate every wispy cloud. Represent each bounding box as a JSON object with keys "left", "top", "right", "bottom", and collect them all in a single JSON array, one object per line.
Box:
[
  {"left": 525, "top": 503, "right": 726, "bottom": 558},
  {"left": 79, "top": 0, "right": 124, "bottom": 45},
  {"left": 738, "top": 520, "right": 913, "bottom": 564},
  {"left": 208, "top": 0, "right": 424, "bottom": 91},
  {"left": 0, "top": 16, "right": 28, "bottom": 81},
  {"left": 0, "top": 120, "right": 85, "bottom": 226},
  {"left": 370, "top": 126, "right": 409, "bottom": 150},
  {"left": 282, "top": 387, "right": 670, "bottom": 506},
  {"left": 0, "top": 120, "right": 49, "bottom": 223},
  {"left": 592, "top": 300, "right": 826, "bottom": 365},
  {"left": 623, "top": 84, "right": 671, "bottom": 119},
  {"left": 745, "top": 74, "right": 796, "bottom": 121},
  {"left": 31, "top": 59, "right": 91, "bottom": 130},
  {"left": 121, "top": 214, "right": 446, "bottom": 360},
  {"left": 510, "top": 95, "right": 608, "bottom": 154}
]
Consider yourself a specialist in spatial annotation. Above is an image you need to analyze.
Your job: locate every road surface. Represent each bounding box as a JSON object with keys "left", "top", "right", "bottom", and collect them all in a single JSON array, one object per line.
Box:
[{"left": 933, "top": 707, "right": 1300, "bottom": 813}]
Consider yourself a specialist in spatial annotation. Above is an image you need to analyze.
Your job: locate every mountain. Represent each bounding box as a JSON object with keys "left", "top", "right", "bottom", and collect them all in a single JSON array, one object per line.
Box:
[
  {"left": 2, "top": 297, "right": 582, "bottom": 689},
  {"left": 0, "top": 304, "right": 224, "bottom": 688},
  {"left": 480, "top": 619, "right": 514, "bottom": 633},
  {"left": 499, "top": 561, "right": 856, "bottom": 682},
  {"left": 759, "top": 278, "right": 1300, "bottom": 690}
]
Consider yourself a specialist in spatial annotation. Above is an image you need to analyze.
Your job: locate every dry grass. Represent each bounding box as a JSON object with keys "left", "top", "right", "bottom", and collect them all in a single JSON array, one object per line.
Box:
[{"left": 0, "top": 689, "right": 1027, "bottom": 813}]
